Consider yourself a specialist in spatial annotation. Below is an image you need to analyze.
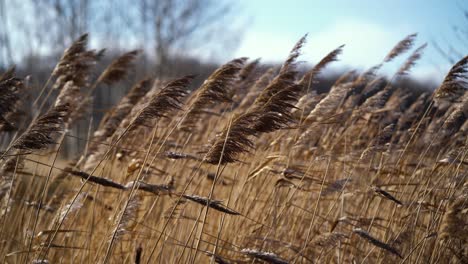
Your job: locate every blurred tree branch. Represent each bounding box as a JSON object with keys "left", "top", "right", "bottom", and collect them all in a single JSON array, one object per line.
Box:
[{"left": 1, "top": 0, "right": 244, "bottom": 71}]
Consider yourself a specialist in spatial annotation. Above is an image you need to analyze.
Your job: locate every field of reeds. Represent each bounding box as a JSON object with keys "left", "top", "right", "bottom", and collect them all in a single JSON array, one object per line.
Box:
[{"left": 0, "top": 33, "right": 466, "bottom": 263}]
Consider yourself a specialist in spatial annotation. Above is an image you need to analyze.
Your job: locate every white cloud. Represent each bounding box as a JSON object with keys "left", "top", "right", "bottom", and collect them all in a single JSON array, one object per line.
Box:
[
  {"left": 236, "top": 19, "right": 404, "bottom": 65},
  {"left": 234, "top": 19, "right": 446, "bottom": 82},
  {"left": 235, "top": 31, "right": 305, "bottom": 63}
]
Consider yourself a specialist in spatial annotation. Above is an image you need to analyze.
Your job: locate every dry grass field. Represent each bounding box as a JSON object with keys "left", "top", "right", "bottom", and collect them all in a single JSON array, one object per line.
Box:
[{"left": 0, "top": 33, "right": 466, "bottom": 263}]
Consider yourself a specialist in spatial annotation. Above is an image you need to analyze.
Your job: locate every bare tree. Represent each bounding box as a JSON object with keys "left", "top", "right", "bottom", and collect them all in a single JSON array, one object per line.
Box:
[
  {"left": 3, "top": 0, "right": 242, "bottom": 72},
  {"left": 0, "top": 0, "right": 13, "bottom": 66}
]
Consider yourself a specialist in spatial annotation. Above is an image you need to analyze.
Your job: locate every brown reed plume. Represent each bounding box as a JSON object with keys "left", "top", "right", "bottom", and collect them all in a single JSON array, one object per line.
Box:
[
  {"left": 439, "top": 194, "right": 467, "bottom": 242},
  {"left": 441, "top": 94, "right": 467, "bottom": 138},
  {"left": 303, "top": 82, "right": 350, "bottom": 123},
  {"left": 231, "top": 58, "right": 262, "bottom": 101},
  {"left": 111, "top": 193, "right": 141, "bottom": 242},
  {"left": 396, "top": 43, "right": 427, "bottom": 76},
  {"left": 359, "top": 44, "right": 426, "bottom": 114},
  {"left": 252, "top": 83, "right": 303, "bottom": 133},
  {"left": 12, "top": 104, "right": 70, "bottom": 152},
  {"left": 52, "top": 50, "right": 102, "bottom": 90},
  {"left": 384, "top": 33, "right": 418, "bottom": 62},
  {"left": 238, "top": 58, "right": 261, "bottom": 82},
  {"left": 252, "top": 69, "right": 297, "bottom": 108},
  {"left": 204, "top": 111, "right": 258, "bottom": 164},
  {"left": 97, "top": 50, "right": 140, "bottom": 85},
  {"left": 434, "top": 55, "right": 468, "bottom": 107},
  {"left": 343, "top": 33, "right": 418, "bottom": 105},
  {"left": 253, "top": 36, "right": 307, "bottom": 106},
  {"left": 82, "top": 77, "right": 192, "bottom": 174},
  {"left": 299, "top": 45, "right": 344, "bottom": 90},
  {"left": 361, "top": 77, "right": 387, "bottom": 101},
  {"left": 88, "top": 78, "right": 153, "bottom": 153},
  {"left": 66, "top": 169, "right": 126, "bottom": 190},
  {"left": 0, "top": 66, "right": 16, "bottom": 81},
  {"left": 280, "top": 33, "right": 307, "bottom": 74},
  {"left": 131, "top": 76, "right": 194, "bottom": 128},
  {"left": 336, "top": 69, "right": 359, "bottom": 86},
  {"left": 52, "top": 34, "right": 89, "bottom": 78},
  {"left": 0, "top": 156, "right": 23, "bottom": 201},
  {"left": 237, "top": 67, "right": 277, "bottom": 110},
  {"left": 0, "top": 69, "right": 24, "bottom": 131},
  {"left": 204, "top": 36, "right": 308, "bottom": 164},
  {"left": 179, "top": 57, "right": 247, "bottom": 130},
  {"left": 50, "top": 34, "right": 102, "bottom": 89},
  {"left": 54, "top": 81, "right": 82, "bottom": 109},
  {"left": 397, "top": 93, "right": 430, "bottom": 131},
  {"left": 204, "top": 83, "right": 303, "bottom": 164}
]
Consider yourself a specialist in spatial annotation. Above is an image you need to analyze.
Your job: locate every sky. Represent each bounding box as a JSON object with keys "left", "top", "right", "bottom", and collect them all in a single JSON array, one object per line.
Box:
[{"left": 233, "top": 0, "right": 467, "bottom": 83}]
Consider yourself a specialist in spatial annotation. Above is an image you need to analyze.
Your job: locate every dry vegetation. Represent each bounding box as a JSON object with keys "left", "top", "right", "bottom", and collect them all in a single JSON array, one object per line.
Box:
[{"left": 0, "top": 33, "right": 467, "bottom": 263}]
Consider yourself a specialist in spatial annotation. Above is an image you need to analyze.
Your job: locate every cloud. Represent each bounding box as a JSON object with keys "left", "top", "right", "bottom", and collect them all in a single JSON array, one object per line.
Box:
[
  {"left": 234, "top": 18, "right": 445, "bottom": 82},
  {"left": 234, "top": 31, "right": 305, "bottom": 63},
  {"left": 304, "top": 20, "right": 404, "bottom": 67},
  {"left": 237, "top": 19, "right": 405, "bottom": 64}
]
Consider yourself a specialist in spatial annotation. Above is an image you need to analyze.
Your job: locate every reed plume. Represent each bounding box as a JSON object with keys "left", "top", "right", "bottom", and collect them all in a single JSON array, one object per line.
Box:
[
  {"left": 12, "top": 104, "right": 70, "bottom": 151},
  {"left": 396, "top": 43, "right": 427, "bottom": 76},
  {"left": 238, "top": 58, "right": 261, "bottom": 82},
  {"left": 384, "top": 33, "right": 418, "bottom": 62},
  {"left": 200, "top": 37, "right": 309, "bottom": 164},
  {"left": 179, "top": 58, "right": 247, "bottom": 130},
  {"left": 280, "top": 33, "right": 307, "bottom": 74},
  {"left": 97, "top": 50, "right": 140, "bottom": 85},
  {"left": 434, "top": 55, "right": 468, "bottom": 107},
  {"left": 51, "top": 34, "right": 101, "bottom": 89},
  {"left": 0, "top": 69, "right": 24, "bottom": 131},
  {"left": 439, "top": 194, "right": 467, "bottom": 242},
  {"left": 131, "top": 76, "right": 194, "bottom": 128},
  {"left": 204, "top": 112, "right": 258, "bottom": 164},
  {"left": 299, "top": 45, "right": 344, "bottom": 90},
  {"left": 237, "top": 67, "right": 277, "bottom": 110}
]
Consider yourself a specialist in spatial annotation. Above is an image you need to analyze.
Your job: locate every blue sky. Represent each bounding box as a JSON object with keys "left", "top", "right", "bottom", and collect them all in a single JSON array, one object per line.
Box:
[{"left": 233, "top": 0, "right": 467, "bottom": 83}]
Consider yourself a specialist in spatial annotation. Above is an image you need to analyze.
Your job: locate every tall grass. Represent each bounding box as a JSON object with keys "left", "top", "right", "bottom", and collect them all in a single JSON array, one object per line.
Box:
[{"left": 0, "top": 33, "right": 466, "bottom": 264}]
